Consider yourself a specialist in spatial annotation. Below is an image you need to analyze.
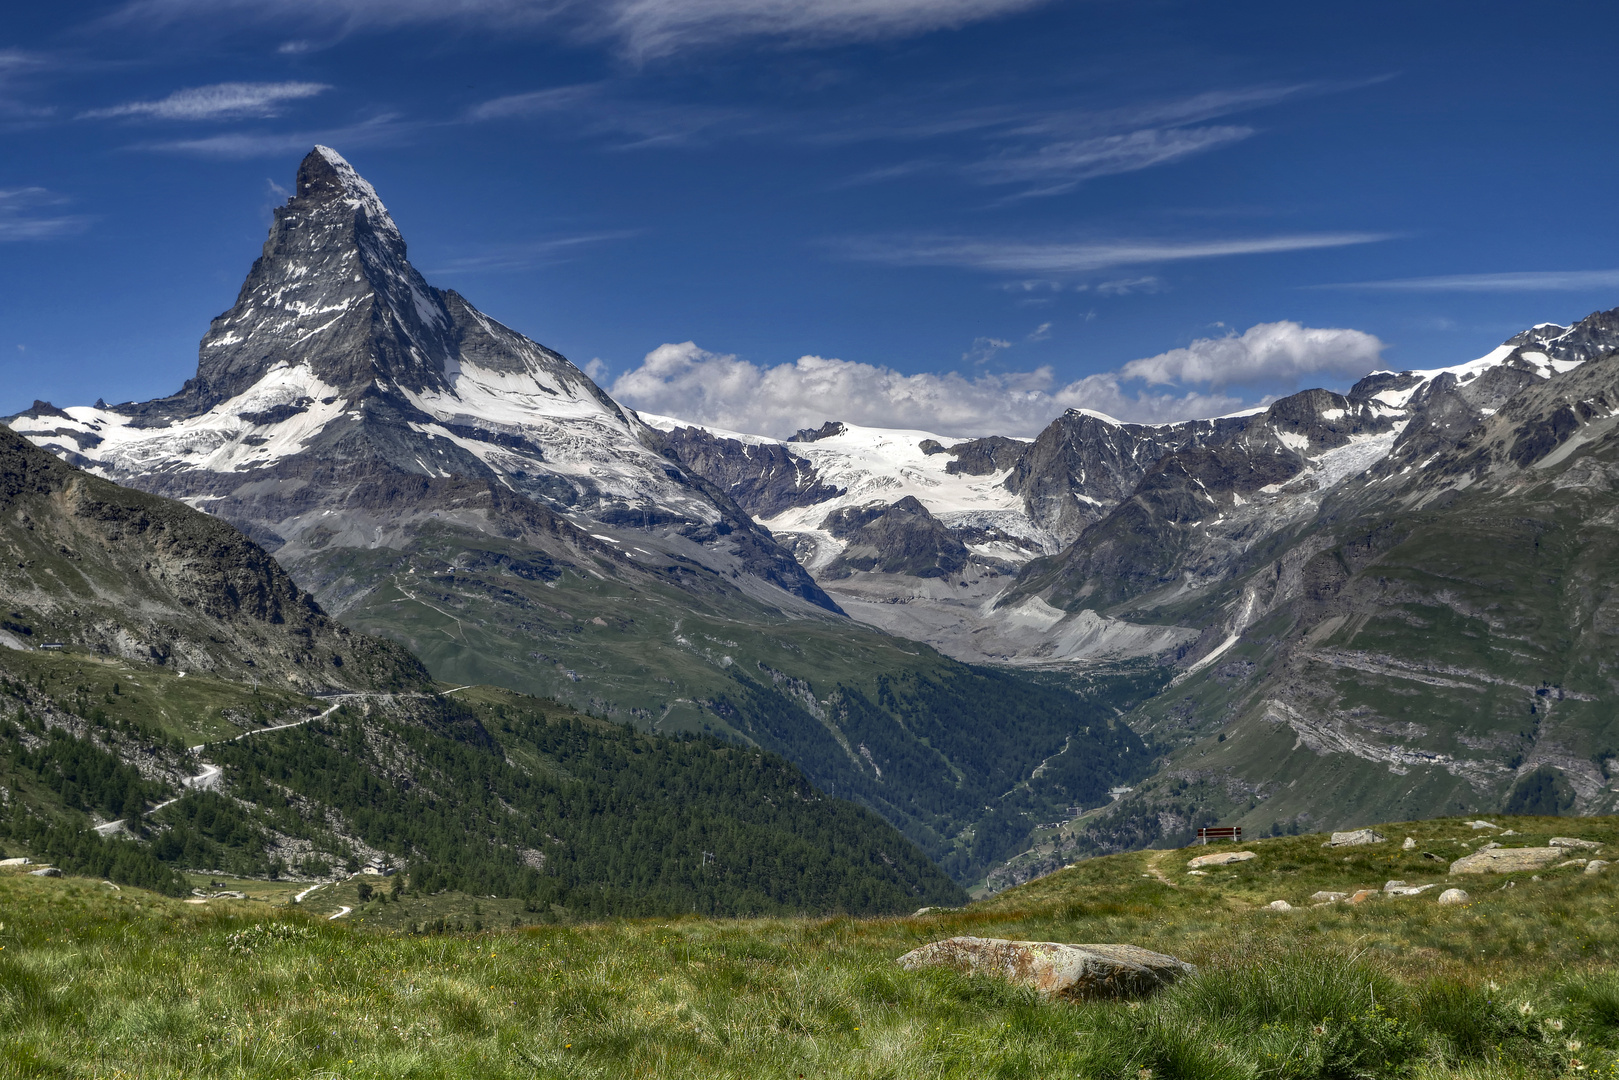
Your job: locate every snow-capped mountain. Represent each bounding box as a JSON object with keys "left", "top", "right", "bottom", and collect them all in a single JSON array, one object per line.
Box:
[
  {"left": 8, "top": 146, "right": 832, "bottom": 615},
  {"left": 654, "top": 307, "right": 1619, "bottom": 667}
]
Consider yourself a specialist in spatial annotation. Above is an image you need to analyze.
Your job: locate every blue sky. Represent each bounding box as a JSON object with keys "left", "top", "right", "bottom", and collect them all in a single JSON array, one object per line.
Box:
[{"left": 3, "top": 1, "right": 1618, "bottom": 436}]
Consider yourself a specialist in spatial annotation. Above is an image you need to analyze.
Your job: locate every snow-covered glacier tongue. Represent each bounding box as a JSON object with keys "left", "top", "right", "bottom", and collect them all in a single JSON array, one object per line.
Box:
[{"left": 5, "top": 146, "right": 834, "bottom": 616}]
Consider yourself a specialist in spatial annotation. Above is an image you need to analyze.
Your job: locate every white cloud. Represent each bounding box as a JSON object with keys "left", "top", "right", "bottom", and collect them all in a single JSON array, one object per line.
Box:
[
  {"left": 603, "top": 0, "right": 1050, "bottom": 58},
  {"left": 424, "top": 230, "right": 641, "bottom": 274},
  {"left": 962, "top": 336, "right": 1010, "bottom": 365},
  {"left": 469, "top": 83, "right": 747, "bottom": 147},
  {"left": 611, "top": 320, "right": 1384, "bottom": 436},
  {"left": 1119, "top": 321, "right": 1383, "bottom": 389},
  {"left": 1094, "top": 276, "right": 1161, "bottom": 296},
  {"left": 82, "top": 81, "right": 330, "bottom": 121},
  {"left": 966, "top": 125, "right": 1254, "bottom": 197},
  {"left": 109, "top": 0, "right": 1051, "bottom": 57},
  {"left": 1026, "top": 322, "right": 1052, "bottom": 341},
  {"left": 0, "top": 188, "right": 90, "bottom": 241},
  {"left": 609, "top": 341, "right": 1245, "bottom": 438},
  {"left": 1313, "top": 269, "right": 1619, "bottom": 292},
  {"left": 838, "top": 232, "right": 1394, "bottom": 274},
  {"left": 136, "top": 115, "right": 409, "bottom": 158}
]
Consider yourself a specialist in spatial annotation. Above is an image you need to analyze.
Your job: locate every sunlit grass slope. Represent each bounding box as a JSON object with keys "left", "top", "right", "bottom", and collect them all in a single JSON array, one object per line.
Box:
[{"left": 6, "top": 815, "right": 1619, "bottom": 1078}]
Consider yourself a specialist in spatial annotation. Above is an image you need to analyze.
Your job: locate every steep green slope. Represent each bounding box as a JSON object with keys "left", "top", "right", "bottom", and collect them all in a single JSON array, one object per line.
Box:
[
  {"left": 315, "top": 520, "right": 1161, "bottom": 884},
  {"left": 0, "top": 647, "right": 965, "bottom": 914}
]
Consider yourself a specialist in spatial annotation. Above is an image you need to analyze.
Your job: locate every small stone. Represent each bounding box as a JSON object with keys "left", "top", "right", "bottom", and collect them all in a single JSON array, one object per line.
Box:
[
  {"left": 1326, "top": 829, "right": 1386, "bottom": 847},
  {"left": 1466, "top": 820, "right": 1501, "bottom": 830},
  {"left": 1187, "top": 850, "right": 1256, "bottom": 869},
  {"left": 0, "top": 857, "right": 32, "bottom": 867},
  {"left": 1422, "top": 851, "right": 1445, "bottom": 861},
  {"left": 1382, "top": 880, "right": 1437, "bottom": 896},
  {"left": 1266, "top": 900, "right": 1293, "bottom": 911},
  {"left": 1348, "top": 889, "right": 1378, "bottom": 904},
  {"left": 1479, "top": 841, "right": 1502, "bottom": 851},
  {"left": 1403, "top": 837, "right": 1416, "bottom": 850},
  {"left": 896, "top": 937, "right": 1194, "bottom": 1000},
  {"left": 913, "top": 907, "right": 935, "bottom": 916},
  {"left": 1550, "top": 837, "right": 1603, "bottom": 850},
  {"left": 29, "top": 867, "right": 61, "bottom": 877},
  {"left": 1186, "top": 870, "right": 1209, "bottom": 876},
  {"left": 1586, "top": 861, "right": 1609, "bottom": 875},
  {"left": 1450, "top": 847, "right": 1565, "bottom": 874},
  {"left": 1309, "top": 890, "right": 1349, "bottom": 903},
  {"left": 1437, "top": 888, "right": 1469, "bottom": 905}
]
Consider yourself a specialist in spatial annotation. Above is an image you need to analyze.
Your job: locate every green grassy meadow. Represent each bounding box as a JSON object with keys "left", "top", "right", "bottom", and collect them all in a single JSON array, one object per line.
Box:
[{"left": 7, "top": 815, "right": 1619, "bottom": 1078}]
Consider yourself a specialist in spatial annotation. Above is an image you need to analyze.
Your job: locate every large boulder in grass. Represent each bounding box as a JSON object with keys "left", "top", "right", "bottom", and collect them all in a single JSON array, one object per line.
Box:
[
  {"left": 1187, "top": 850, "right": 1256, "bottom": 869},
  {"left": 1449, "top": 847, "right": 1564, "bottom": 874},
  {"left": 1326, "top": 829, "right": 1386, "bottom": 847},
  {"left": 897, "top": 937, "right": 1193, "bottom": 1000}
]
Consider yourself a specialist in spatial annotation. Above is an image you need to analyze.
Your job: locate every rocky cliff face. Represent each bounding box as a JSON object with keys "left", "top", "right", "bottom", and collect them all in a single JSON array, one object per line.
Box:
[{"left": 0, "top": 425, "right": 424, "bottom": 693}]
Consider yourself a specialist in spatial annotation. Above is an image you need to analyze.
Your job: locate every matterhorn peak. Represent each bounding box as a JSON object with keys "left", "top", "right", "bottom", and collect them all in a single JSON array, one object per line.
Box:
[{"left": 296, "top": 145, "right": 400, "bottom": 240}]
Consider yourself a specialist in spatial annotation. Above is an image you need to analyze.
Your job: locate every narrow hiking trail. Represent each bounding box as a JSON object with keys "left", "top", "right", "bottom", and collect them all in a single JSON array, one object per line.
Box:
[
  {"left": 142, "top": 698, "right": 354, "bottom": 819},
  {"left": 1145, "top": 850, "right": 1178, "bottom": 887}
]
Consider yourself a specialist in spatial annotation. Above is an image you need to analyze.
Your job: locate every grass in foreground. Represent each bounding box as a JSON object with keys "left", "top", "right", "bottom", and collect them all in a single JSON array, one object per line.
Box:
[{"left": 5, "top": 815, "right": 1619, "bottom": 1078}]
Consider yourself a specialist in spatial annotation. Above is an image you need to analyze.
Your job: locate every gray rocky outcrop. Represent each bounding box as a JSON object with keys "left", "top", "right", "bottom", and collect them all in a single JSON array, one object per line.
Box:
[
  {"left": 896, "top": 937, "right": 1193, "bottom": 1000},
  {"left": 1449, "top": 847, "right": 1564, "bottom": 874},
  {"left": 820, "top": 497, "right": 969, "bottom": 579},
  {"left": 1186, "top": 850, "right": 1256, "bottom": 869},
  {"left": 1327, "top": 829, "right": 1387, "bottom": 847}
]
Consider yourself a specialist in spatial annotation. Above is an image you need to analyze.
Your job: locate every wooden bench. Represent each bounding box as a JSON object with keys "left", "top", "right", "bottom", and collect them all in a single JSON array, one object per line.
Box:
[{"left": 1197, "top": 826, "right": 1242, "bottom": 845}]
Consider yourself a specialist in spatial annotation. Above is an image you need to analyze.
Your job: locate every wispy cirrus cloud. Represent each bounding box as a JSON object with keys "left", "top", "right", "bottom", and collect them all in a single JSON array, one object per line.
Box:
[
  {"left": 469, "top": 83, "right": 748, "bottom": 147},
  {"left": 835, "top": 232, "right": 1395, "bottom": 275},
  {"left": 0, "top": 48, "right": 58, "bottom": 121},
  {"left": 425, "top": 230, "right": 642, "bottom": 273},
  {"left": 133, "top": 114, "right": 410, "bottom": 158},
  {"left": 0, "top": 188, "right": 91, "bottom": 241},
  {"left": 81, "top": 81, "right": 330, "bottom": 122},
  {"left": 105, "top": 0, "right": 1052, "bottom": 58},
  {"left": 465, "top": 77, "right": 1383, "bottom": 197},
  {"left": 965, "top": 125, "right": 1255, "bottom": 197},
  {"left": 1312, "top": 269, "right": 1619, "bottom": 292}
]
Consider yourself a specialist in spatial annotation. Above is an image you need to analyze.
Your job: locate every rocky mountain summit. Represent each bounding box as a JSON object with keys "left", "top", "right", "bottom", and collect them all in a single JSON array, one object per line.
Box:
[{"left": 9, "top": 146, "right": 831, "bottom": 617}]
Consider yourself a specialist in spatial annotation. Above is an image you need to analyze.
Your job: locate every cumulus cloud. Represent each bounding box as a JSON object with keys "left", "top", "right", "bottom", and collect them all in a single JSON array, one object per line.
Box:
[
  {"left": 610, "top": 321, "right": 1385, "bottom": 437},
  {"left": 82, "top": 81, "right": 330, "bottom": 121},
  {"left": 1119, "top": 321, "right": 1384, "bottom": 389},
  {"left": 109, "top": 0, "right": 1050, "bottom": 58},
  {"left": 609, "top": 342, "right": 1241, "bottom": 438}
]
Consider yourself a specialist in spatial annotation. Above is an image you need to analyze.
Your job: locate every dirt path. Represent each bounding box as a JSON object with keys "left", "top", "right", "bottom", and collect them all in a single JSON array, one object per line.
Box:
[
  {"left": 1145, "top": 850, "right": 1179, "bottom": 887},
  {"left": 230, "top": 698, "right": 349, "bottom": 742}
]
